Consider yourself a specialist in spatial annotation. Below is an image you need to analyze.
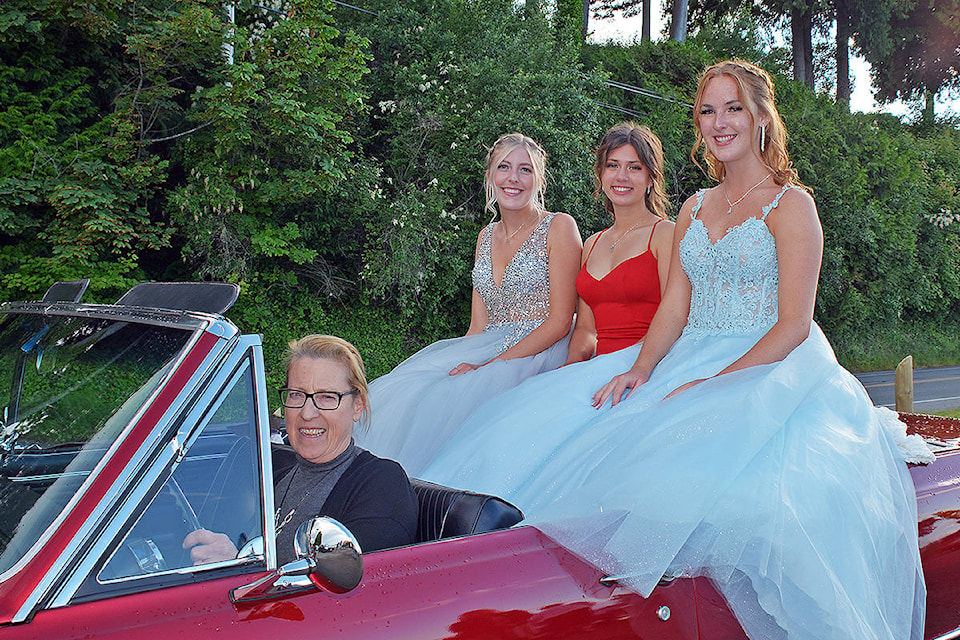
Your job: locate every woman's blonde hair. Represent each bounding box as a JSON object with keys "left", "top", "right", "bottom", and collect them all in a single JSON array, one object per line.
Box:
[
  {"left": 284, "top": 334, "right": 370, "bottom": 430},
  {"left": 483, "top": 132, "right": 548, "bottom": 220},
  {"left": 593, "top": 122, "right": 670, "bottom": 221},
  {"left": 691, "top": 59, "right": 805, "bottom": 189}
]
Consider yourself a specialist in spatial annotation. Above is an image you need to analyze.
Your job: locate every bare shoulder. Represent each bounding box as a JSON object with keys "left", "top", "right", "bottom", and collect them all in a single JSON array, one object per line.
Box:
[
  {"left": 548, "top": 211, "right": 580, "bottom": 232},
  {"left": 546, "top": 212, "right": 583, "bottom": 246},
  {"left": 651, "top": 215, "right": 675, "bottom": 244},
  {"left": 583, "top": 228, "right": 605, "bottom": 247},
  {"left": 674, "top": 193, "right": 701, "bottom": 230},
  {"left": 653, "top": 216, "right": 676, "bottom": 236},
  {"left": 767, "top": 186, "right": 821, "bottom": 235}
]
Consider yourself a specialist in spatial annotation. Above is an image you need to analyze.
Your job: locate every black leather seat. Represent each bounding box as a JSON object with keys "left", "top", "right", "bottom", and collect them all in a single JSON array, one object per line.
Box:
[
  {"left": 271, "top": 446, "right": 524, "bottom": 544},
  {"left": 410, "top": 478, "right": 523, "bottom": 543}
]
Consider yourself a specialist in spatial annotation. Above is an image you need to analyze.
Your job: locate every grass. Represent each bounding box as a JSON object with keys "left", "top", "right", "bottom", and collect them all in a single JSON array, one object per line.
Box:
[
  {"left": 934, "top": 409, "right": 960, "bottom": 419},
  {"left": 829, "top": 317, "right": 960, "bottom": 373}
]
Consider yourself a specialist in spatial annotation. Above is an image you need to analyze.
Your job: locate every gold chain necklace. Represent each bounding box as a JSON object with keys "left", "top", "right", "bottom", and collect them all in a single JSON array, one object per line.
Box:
[
  {"left": 723, "top": 173, "right": 771, "bottom": 214},
  {"left": 502, "top": 211, "right": 538, "bottom": 243},
  {"left": 608, "top": 219, "right": 648, "bottom": 253}
]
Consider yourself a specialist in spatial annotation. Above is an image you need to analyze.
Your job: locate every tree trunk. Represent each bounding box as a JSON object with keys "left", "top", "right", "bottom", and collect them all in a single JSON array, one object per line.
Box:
[
  {"left": 670, "top": 0, "right": 688, "bottom": 41},
  {"left": 582, "top": 0, "right": 590, "bottom": 38},
  {"left": 803, "top": 8, "right": 813, "bottom": 88},
  {"left": 923, "top": 88, "right": 936, "bottom": 127},
  {"left": 791, "top": 4, "right": 813, "bottom": 88},
  {"left": 642, "top": 0, "right": 652, "bottom": 41},
  {"left": 525, "top": 0, "right": 541, "bottom": 19},
  {"left": 836, "top": 0, "right": 850, "bottom": 108}
]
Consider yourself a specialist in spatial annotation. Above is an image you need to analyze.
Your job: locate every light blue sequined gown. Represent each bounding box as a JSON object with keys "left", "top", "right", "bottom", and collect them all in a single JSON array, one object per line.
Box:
[
  {"left": 422, "top": 187, "right": 926, "bottom": 639},
  {"left": 357, "top": 213, "right": 569, "bottom": 476}
]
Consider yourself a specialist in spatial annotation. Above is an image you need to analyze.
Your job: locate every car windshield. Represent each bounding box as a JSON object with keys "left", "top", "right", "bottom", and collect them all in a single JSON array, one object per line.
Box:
[{"left": 0, "top": 311, "right": 194, "bottom": 574}]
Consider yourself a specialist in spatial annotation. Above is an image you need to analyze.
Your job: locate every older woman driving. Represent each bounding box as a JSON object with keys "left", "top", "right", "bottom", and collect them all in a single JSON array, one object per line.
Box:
[{"left": 184, "top": 335, "right": 418, "bottom": 565}]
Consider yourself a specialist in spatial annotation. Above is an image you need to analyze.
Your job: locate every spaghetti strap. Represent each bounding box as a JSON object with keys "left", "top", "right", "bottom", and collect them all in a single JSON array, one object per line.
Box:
[
  {"left": 761, "top": 184, "right": 795, "bottom": 221},
  {"left": 690, "top": 189, "right": 707, "bottom": 220},
  {"left": 646, "top": 218, "right": 663, "bottom": 252},
  {"left": 584, "top": 229, "right": 608, "bottom": 262}
]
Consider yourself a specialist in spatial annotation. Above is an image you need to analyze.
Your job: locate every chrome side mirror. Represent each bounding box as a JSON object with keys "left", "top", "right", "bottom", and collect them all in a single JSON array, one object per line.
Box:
[
  {"left": 229, "top": 517, "right": 363, "bottom": 603},
  {"left": 293, "top": 516, "right": 363, "bottom": 592}
]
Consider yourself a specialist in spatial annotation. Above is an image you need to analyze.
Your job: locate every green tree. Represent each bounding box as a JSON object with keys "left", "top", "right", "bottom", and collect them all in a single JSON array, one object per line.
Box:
[
  {"left": 592, "top": 0, "right": 655, "bottom": 40},
  {"left": 0, "top": 0, "right": 177, "bottom": 296},
  {"left": 167, "top": 1, "right": 370, "bottom": 287},
  {"left": 865, "top": 0, "right": 960, "bottom": 126},
  {"left": 0, "top": 0, "right": 370, "bottom": 303}
]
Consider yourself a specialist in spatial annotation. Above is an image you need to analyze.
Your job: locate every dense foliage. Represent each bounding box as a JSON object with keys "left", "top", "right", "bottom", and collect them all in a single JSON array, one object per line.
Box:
[{"left": 0, "top": 0, "right": 958, "bottom": 377}]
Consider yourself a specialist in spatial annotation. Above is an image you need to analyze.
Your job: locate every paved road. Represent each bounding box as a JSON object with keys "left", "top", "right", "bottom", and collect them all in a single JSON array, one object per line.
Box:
[{"left": 855, "top": 365, "right": 960, "bottom": 413}]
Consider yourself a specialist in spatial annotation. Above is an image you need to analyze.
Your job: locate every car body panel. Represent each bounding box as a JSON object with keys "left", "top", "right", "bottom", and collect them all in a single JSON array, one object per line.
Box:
[{"left": 6, "top": 528, "right": 700, "bottom": 640}]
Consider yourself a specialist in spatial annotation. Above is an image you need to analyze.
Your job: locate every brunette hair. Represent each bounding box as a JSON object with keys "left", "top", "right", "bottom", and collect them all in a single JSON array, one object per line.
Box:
[
  {"left": 284, "top": 334, "right": 370, "bottom": 430},
  {"left": 593, "top": 122, "right": 669, "bottom": 221},
  {"left": 483, "top": 132, "right": 548, "bottom": 219},
  {"left": 691, "top": 59, "right": 805, "bottom": 188}
]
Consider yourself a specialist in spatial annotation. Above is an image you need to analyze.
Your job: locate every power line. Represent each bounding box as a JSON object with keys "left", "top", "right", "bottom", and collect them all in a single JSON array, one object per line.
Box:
[
  {"left": 331, "top": 0, "right": 381, "bottom": 17},
  {"left": 604, "top": 78, "right": 692, "bottom": 108},
  {"left": 593, "top": 101, "right": 648, "bottom": 118}
]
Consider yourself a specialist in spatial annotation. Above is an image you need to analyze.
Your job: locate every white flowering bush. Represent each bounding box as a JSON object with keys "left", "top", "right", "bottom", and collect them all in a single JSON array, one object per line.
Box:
[{"left": 337, "top": 0, "right": 605, "bottom": 345}]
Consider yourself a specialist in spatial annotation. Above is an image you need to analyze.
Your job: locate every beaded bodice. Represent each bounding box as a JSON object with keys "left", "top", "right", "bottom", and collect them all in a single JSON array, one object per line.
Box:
[
  {"left": 679, "top": 186, "right": 795, "bottom": 337},
  {"left": 473, "top": 213, "right": 555, "bottom": 351}
]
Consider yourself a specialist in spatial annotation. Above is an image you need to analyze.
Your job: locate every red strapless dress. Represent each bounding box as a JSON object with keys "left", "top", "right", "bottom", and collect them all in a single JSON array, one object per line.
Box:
[{"left": 575, "top": 227, "right": 662, "bottom": 355}]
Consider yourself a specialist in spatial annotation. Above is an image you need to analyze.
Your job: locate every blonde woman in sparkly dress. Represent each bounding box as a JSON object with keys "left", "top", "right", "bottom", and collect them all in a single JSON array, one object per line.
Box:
[{"left": 357, "top": 133, "right": 581, "bottom": 476}]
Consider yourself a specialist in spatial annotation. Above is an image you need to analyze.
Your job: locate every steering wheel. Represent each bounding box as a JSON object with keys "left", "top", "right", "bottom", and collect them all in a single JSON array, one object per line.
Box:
[
  {"left": 167, "top": 475, "right": 202, "bottom": 532},
  {"left": 103, "top": 477, "right": 202, "bottom": 578}
]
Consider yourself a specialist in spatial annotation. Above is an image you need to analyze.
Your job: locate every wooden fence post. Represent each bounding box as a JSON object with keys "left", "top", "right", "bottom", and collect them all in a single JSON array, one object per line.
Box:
[{"left": 895, "top": 355, "right": 914, "bottom": 413}]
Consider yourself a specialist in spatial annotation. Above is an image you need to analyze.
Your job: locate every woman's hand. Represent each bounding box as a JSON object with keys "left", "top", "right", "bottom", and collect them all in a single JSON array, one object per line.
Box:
[
  {"left": 592, "top": 368, "right": 649, "bottom": 408},
  {"left": 183, "top": 528, "right": 238, "bottom": 565},
  {"left": 449, "top": 361, "right": 482, "bottom": 376},
  {"left": 450, "top": 354, "right": 503, "bottom": 376},
  {"left": 665, "top": 378, "right": 707, "bottom": 399}
]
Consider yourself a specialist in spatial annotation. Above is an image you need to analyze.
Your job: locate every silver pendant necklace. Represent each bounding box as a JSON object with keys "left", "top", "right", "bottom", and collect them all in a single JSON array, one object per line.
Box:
[
  {"left": 723, "top": 173, "right": 771, "bottom": 214},
  {"left": 502, "top": 210, "right": 538, "bottom": 243},
  {"left": 608, "top": 220, "right": 648, "bottom": 253}
]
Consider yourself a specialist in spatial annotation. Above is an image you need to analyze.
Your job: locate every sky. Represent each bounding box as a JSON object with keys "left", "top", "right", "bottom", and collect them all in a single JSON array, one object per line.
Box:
[{"left": 589, "top": 12, "right": 957, "bottom": 121}]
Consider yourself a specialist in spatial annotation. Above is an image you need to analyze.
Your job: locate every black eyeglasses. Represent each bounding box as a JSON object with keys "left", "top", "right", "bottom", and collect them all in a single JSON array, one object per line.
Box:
[{"left": 279, "top": 388, "right": 358, "bottom": 411}]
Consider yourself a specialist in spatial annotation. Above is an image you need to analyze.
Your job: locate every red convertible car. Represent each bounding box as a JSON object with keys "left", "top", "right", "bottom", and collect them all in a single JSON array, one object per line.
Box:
[{"left": 0, "top": 280, "right": 959, "bottom": 639}]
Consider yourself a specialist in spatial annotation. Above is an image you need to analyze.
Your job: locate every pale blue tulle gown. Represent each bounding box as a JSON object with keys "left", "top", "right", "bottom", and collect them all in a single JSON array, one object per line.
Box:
[
  {"left": 357, "top": 213, "right": 570, "bottom": 477},
  {"left": 422, "top": 186, "right": 930, "bottom": 640}
]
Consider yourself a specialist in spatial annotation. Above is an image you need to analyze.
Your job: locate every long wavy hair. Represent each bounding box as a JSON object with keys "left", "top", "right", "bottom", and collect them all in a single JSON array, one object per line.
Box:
[
  {"left": 483, "top": 132, "right": 548, "bottom": 220},
  {"left": 691, "top": 59, "right": 806, "bottom": 189},
  {"left": 593, "top": 122, "right": 670, "bottom": 221}
]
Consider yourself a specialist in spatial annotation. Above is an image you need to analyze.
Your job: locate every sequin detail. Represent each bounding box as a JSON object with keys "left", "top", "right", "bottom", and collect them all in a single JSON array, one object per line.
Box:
[
  {"left": 473, "top": 213, "right": 555, "bottom": 352},
  {"left": 680, "top": 186, "right": 796, "bottom": 337}
]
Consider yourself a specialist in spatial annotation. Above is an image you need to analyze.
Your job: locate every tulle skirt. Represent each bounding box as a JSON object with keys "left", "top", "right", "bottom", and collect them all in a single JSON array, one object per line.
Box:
[
  {"left": 356, "top": 322, "right": 570, "bottom": 477},
  {"left": 422, "top": 323, "right": 926, "bottom": 639}
]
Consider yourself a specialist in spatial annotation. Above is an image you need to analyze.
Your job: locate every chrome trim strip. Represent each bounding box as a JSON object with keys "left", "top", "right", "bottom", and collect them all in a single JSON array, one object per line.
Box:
[
  {"left": 250, "top": 342, "right": 278, "bottom": 571},
  {"left": 16, "top": 328, "right": 239, "bottom": 617},
  {"left": 934, "top": 627, "right": 960, "bottom": 640},
  {"left": 9, "top": 471, "right": 89, "bottom": 483},
  {"left": 0, "top": 302, "right": 215, "bottom": 330}
]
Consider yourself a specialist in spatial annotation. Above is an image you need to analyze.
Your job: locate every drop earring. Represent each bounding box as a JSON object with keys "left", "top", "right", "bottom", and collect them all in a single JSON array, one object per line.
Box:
[{"left": 760, "top": 124, "right": 766, "bottom": 152}]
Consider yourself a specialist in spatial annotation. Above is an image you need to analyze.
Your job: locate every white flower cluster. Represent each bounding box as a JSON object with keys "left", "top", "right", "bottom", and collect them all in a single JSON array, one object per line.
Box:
[{"left": 928, "top": 208, "right": 958, "bottom": 228}]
